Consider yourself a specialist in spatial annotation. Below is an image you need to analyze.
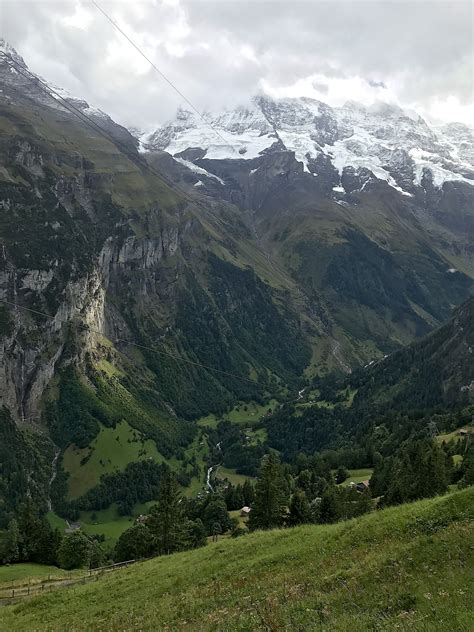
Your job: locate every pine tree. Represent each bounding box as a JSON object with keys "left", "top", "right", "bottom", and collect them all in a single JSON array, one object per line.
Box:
[
  {"left": 242, "top": 479, "right": 255, "bottom": 506},
  {"left": 424, "top": 442, "right": 448, "bottom": 497},
  {"left": 296, "top": 469, "right": 312, "bottom": 497},
  {"left": 2, "top": 518, "right": 20, "bottom": 563},
  {"left": 89, "top": 538, "right": 106, "bottom": 568},
  {"left": 184, "top": 519, "right": 207, "bottom": 549},
  {"left": 148, "top": 466, "right": 185, "bottom": 555},
  {"left": 202, "top": 496, "right": 232, "bottom": 534},
  {"left": 248, "top": 452, "right": 288, "bottom": 531},
  {"left": 16, "top": 500, "right": 59, "bottom": 564},
  {"left": 335, "top": 466, "right": 348, "bottom": 485},
  {"left": 232, "top": 485, "right": 245, "bottom": 509},
  {"left": 458, "top": 442, "right": 474, "bottom": 487},
  {"left": 319, "top": 486, "right": 341, "bottom": 524},
  {"left": 287, "top": 489, "right": 311, "bottom": 526},
  {"left": 114, "top": 523, "right": 154, "bottom": 562}
]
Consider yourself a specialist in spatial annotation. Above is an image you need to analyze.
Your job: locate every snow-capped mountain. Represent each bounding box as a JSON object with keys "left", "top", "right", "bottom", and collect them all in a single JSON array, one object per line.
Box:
[
  {"left": 0, "top": 39, "right": 102, "bottom": 116},
  {"left": 0, "top": 39, "right": 136, "bottom": 150},
  {"left": 140, "top": 95, "right": 474, "bottom": 196}
]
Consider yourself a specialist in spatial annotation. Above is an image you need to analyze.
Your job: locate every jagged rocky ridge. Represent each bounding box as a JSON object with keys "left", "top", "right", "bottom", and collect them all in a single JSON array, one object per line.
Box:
[{"left": 141, "top": 95, "right": 474, "bottom": 194}]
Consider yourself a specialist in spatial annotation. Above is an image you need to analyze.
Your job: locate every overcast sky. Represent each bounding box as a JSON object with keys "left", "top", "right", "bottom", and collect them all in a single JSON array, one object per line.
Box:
[{"left": 2, "top": 0, "right": 473, "bottom": 129}]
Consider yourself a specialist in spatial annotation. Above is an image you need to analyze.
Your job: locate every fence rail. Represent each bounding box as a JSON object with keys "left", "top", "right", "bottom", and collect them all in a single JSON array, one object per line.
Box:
[{"left": 0, "top": 560, "right": 138, "bottom": 605}]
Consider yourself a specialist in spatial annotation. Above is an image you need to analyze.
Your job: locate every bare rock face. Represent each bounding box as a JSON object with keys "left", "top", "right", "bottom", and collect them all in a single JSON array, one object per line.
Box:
[{"left": 0, "top": 212, "right": 186, "bottom": 421}]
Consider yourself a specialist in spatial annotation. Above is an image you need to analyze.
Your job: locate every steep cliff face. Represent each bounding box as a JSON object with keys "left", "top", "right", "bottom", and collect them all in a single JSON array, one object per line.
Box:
[
  {"left": 0, "top": 46, "right": 318, "bottom": 518},
  {"left": 0, "top": 47, "right": 312, "bottom": 437}
]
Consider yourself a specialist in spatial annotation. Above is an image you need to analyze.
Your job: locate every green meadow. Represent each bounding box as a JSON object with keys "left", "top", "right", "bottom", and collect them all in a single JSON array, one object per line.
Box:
[
  {"left": 1, "top": 487, "right": 472, "bottom": 631},
  {"left": 62, "top": 420, "right": 165, "bottom": 499}
]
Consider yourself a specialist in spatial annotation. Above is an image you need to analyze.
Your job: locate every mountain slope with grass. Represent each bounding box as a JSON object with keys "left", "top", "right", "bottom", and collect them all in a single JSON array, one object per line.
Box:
[{"left": 1, "top": 487, "right": 472, "bottom": 631}]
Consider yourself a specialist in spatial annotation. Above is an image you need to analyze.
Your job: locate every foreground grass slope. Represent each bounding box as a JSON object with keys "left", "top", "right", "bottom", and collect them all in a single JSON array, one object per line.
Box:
[{"left": 2, "top": 488, "right": 473, "bottom": 631}]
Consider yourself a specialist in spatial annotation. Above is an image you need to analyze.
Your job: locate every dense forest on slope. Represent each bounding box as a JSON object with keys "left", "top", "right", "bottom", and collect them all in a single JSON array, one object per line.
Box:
[
  {"left": 202, "top": 299, "right": 474, "bottom": 477},
  {"left": 347, "top": 296, "right": 474, "bottom": 411},
  {"left": 0, "top": 408, "right": 52, "bottom": 527}
]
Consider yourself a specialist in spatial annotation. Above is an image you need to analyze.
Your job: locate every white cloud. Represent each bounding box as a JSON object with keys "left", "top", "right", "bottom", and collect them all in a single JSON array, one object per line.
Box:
[
  {"left": 424, "top": 96, "right": 474, "bottom": 127},
  {"left": 1, "top": 0, "right": 472, "bottom": 128},
  {"left": 261, "top": 74, "right": 400, "bottom": 109}
]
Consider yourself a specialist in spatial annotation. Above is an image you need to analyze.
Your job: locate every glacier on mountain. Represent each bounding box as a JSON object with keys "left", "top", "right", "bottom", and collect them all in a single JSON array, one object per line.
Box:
[{"left": 140, "top": 95, "right": 474, "bottom": 193}]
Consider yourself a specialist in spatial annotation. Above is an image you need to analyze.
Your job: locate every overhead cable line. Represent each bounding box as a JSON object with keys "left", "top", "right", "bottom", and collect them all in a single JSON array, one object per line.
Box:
[
  {"left": 0, "top": 298, "right": 262, "bottom": 387},
  {"left": 88, "top": 3, "right": 291, "bottom": 280},
  {"left": 90, "top": 0, "right": 238, "bottom": 155},
  {"left": 0, "top": 53, "right": 275, "bottom": 391},
  {"left": 0, "top": 58, "right": 299, "bottom": 398},
  {"left": 0, "top": 50, "right": 198, "bottom": 206},
  {"left": 0, "top": 49, "right": 242, "bottom": 236}
]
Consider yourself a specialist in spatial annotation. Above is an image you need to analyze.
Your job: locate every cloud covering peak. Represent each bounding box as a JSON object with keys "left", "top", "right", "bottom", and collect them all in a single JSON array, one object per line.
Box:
[{"left": 2, "top": 0, "right": 473, "bottom": 128}]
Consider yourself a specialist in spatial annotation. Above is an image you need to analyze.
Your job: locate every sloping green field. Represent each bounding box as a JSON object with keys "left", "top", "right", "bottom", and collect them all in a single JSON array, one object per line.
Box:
[
  {"left": 1, "top": 487, "right": 473, "bottom": 631},
  {"left": 63, "top": 421, "right": 165, "bottom": 499},
  {"left": 338, "top": 468, "right": 374, "bottom": 487}
]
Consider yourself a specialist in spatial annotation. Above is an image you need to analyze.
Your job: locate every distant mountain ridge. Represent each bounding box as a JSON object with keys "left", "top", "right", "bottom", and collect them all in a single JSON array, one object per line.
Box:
[{"left": 140, "top": 94, "right": 474, "bottom": 195}]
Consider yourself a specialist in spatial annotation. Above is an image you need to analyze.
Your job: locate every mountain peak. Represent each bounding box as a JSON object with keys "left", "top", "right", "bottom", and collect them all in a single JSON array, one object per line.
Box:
[{"left": 0, "top": 39, "right": 27, "bottom": 69}]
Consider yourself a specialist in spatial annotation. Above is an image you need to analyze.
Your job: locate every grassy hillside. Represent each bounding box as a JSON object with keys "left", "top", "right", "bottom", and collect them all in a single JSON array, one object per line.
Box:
[
  {"left": 2, "top": 487, "right": 472, "bottom": 631},
  {"left": 63, "top": 421, "right": 166, "bottom": 499}
]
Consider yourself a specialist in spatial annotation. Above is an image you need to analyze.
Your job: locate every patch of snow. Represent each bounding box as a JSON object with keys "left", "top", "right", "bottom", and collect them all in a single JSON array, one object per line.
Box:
[
  {"left": 83, "top": 106, "right": 109, "bottom": 119},
  {"left": 389, "top": 182, "right": 413, "bottom": 197},
  {"left": 174, "top": 157, "right": 225, "bottom": 184},
  {"left": 194, "top": 180, "right": 204, "bottom": 187},
  {"left": 277, "top": 129, "right": 319, "bottom": 172},
  {"left": 332, "top": 185, "right": 345, "bottom": 193},
  {"left": 409, "top": 147, "right": 473, "bottom": 188},
  {"left": 447, "top": 268, "right": 457, "bottom": 273}
]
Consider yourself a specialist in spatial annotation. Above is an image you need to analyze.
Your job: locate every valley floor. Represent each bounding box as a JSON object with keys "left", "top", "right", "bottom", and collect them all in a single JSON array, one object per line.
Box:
[{"left": 1, "top": 487, "right": 472, "bottom": 631}]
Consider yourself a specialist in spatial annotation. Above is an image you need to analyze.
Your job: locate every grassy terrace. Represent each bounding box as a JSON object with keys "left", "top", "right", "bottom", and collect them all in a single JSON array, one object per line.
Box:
[
  {"left": 197, "top": 399, "right": 279, "bottom": 429},
  {"left": 1, "top": 487, "right": 472, "bottom": 631},
  {"left": 0, "top": 565, "right": 81, "bottom": 587},
  {"left": 63, "top": 421, "right": 166, "bottom": 499},
  {"left": 338, "top": 468, "right": 374, "bottom": 487},
  {"left": 436, "top": 425, "right": 473, "bottom": 444}
]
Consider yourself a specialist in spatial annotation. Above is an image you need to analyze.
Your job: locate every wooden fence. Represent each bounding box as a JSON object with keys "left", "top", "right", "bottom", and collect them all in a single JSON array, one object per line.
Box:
[{"left": 0, "top": 560, "right": 137, "bottom": 605}]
